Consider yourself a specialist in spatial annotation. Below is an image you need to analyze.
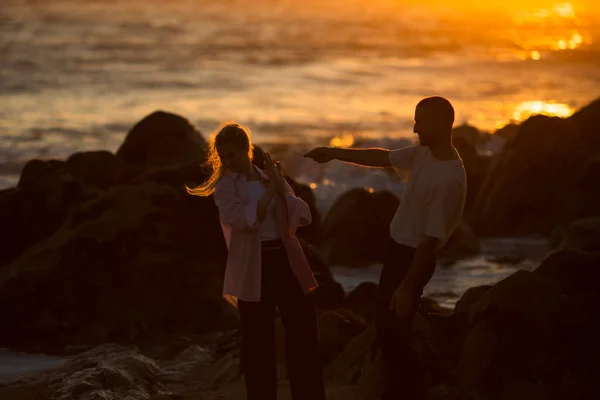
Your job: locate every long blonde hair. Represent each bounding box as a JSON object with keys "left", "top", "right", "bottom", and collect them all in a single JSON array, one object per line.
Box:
[{"left": 186, "top": 122, "right": 254, "bottom": 197}]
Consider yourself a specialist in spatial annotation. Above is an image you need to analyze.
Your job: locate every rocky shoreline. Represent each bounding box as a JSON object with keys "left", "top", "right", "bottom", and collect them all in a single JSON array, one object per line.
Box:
[{"left": 1, "top": 98, "right": 599, "bottom": 399}]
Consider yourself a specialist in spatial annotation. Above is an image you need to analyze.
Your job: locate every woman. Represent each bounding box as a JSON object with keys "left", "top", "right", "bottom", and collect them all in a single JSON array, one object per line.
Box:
[{"left": 187, "top": 123, "right": 325, "bottom": 400}]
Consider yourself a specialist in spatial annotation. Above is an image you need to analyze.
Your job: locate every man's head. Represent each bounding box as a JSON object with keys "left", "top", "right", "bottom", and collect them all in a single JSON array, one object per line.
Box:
[{"left": 413, "top": 96, "right": 455, "bottom": 146}]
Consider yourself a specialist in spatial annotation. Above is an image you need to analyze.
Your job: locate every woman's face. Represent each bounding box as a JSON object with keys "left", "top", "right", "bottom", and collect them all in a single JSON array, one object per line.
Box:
[{"left": 217, "top": 142, "right": 249, "bottom": 173}]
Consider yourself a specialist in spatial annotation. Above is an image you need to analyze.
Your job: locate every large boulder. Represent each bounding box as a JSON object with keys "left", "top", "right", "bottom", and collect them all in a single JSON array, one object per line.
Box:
[
  {"left": 438, "top": 223, "right": 481, "bottom": 262},
  {"left": 451, "top": 124, "right": 494, "bottom": 213},
  {"left": 1, "top": 162, "right": 89, "bottom": 269},
  {"left": 534, "top": 250, "right": 600, "bottom": 309},
  {"left": 556, "top": 217, "right": 600, "bottom": 253},
  {"left": 469, "top": 98, "right": 600, "bottom": 236},
  {"left": 457, "top": 269, "right": 595, "bottom": 399},
  {"left": 324, "top": 325, "right": 376, "bottom": 385},
  {"left": 454, "top": 285, "right": 491, "bottom": 315},
  {"left": 345, "top": 282, "right": 378, "bottom": 322},
  {"left": 318, "top": 188, "right": 400, "bottom": 267},
  {"left": 316, "top": 309, "right": 368, "bottom": 365},
  {"left": 116, "top": 111, "right": 207, "bottom": 170},
  {"left": 65, "top": 151, "right": 136, "bottom": 189}
]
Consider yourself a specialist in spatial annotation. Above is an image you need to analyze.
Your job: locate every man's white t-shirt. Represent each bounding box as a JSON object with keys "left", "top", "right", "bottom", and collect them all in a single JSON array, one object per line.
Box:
[{"left": 388, "top": 145, "right": 467, "bottom": 250}]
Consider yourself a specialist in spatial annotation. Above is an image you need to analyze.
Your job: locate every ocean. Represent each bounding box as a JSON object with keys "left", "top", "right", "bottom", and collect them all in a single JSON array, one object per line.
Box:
[{"left": 2, "top": 0, "right": 600, "bottom": 189}]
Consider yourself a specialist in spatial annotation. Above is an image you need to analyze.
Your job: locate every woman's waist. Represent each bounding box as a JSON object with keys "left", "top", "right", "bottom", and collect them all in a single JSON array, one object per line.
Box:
[{"left": 261, "top": 238, "right": 284, "bottom": 251}]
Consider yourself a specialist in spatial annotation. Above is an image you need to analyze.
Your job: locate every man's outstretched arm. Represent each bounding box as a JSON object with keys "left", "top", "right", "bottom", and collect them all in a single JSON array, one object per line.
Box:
[{"left": 304, "top": 147, "right": 391, "bottom": 168}]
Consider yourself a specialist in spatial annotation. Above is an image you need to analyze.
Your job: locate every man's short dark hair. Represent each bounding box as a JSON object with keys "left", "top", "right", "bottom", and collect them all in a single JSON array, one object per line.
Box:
[{"left": 417, "top": 96, "right": 455, "bottom": 128}]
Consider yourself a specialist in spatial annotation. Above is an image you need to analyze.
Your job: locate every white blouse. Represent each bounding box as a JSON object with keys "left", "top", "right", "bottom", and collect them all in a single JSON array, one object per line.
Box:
[{"left": 246, "top": 181, "right": 280, "bottom": 241}]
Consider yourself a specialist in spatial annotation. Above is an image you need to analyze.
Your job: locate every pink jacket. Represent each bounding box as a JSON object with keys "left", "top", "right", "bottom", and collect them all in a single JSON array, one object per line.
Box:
[{"left": 213, "top": 165, "right": 318, "bottom": 306}]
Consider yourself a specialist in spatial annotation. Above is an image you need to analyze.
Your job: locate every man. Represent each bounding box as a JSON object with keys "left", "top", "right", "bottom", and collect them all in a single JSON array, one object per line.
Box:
[{"left": 304, "top": 96, "right": 467, "bottom": 399}]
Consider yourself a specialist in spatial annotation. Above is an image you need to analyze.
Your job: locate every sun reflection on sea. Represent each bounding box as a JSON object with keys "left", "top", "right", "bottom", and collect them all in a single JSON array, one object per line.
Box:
[
  {"left": 512, "top": 101, "right": 574, "bottom": 120},
  {"left": 329, "top": 133, "right": 355, "bottom": 147},
  {"left": 509, "top": 2, "right": 590, "bottom": 60},
  {"left": 468, "top": 100, "right": 576, "bottom": 133}
]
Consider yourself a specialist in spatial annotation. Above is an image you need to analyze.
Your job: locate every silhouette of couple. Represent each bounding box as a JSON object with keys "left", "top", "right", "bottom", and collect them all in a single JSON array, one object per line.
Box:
[{"left": 188, "top": 96, "right": 467, "bottom": 400}]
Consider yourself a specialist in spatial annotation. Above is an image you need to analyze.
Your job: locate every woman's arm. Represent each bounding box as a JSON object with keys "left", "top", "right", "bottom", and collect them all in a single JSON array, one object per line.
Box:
[
  {"left": 256, "top": 181, "right": 278, "bottom": 222},
  {"left": 214, "top": 177, "right": 272, "bottom": 231},
  {"left": 264, "top": 152, "right": 312, "bottom": 231}
]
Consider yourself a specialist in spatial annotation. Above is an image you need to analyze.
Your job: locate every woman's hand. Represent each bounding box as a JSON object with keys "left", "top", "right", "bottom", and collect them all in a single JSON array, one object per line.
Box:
[{"left": 264, "top": 152, "right": 286, "bottom": 197}]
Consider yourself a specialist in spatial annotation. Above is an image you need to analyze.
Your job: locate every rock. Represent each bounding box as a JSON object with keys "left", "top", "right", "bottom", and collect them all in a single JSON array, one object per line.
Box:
[
  {"left": 557, "top": 217, "right": 600, "bottom": 253},
  {"left": 345, "top": 282, "right": 378, "bottom": 321},
  {"left": 1, "top": 166, "right": 90, "bottom": 269},
  {"left": 319, "top": 188, "right": 400, "bottom": 267},
  {"left": 272, "top": 308, "right": 366, "bottom": 381},
  {"left": 428, "top": 312, "right": 470, "bottom": 367},
  {"left": 325, "top": 325, "right": 375, "bottom": 385},
  {"left": 454, "top": 285, "right": 491, "bottom": 314},
  {"left": 548, "top": 226, "right": 566, "bottom": 250},
  {"left": 210, "top": 352, "right": 242, "bottom": 387},
  {"left": 452, "top": 124, "right": 481, "bottom": 145},
  {"left": 354, "top": 315, "right": 434, "bottom": 400},
  {"left": 470, "top": 98, "right": 600, "bottom": 236},
  {"left": 3, "top": 129, "right": 203, "bottom": 271},
  {"left": 457, "top": 269, "right": 593, "bottom": 399},
  {"left": 438, "top": 223, "right": 481, "bottom": 261},
  {"left": 0, "top": 182, "right": 237, "bottom": 351},
  {"left": 534, "top": 250, "right": 600, "bottom": 308},
  {"left": 452, "top": 127, "right": 493, "bottom": 213},
  {"left": 468, "top": 270, "right": 583, "bottom": 337},
  {"left": 299, "top": 238, "right": 345, "bottom": 309},
  {"left": 456, "top": 320, "right": 498, "bottom": 397},
  {"left": 574, "top": 155, "right": 600, "bottom": 218},
  {"left": 116, "top": 111, "right": 207, "bottom": 171},
  {"left": 494, "top": 123, "right": 519, "bottom": 141},
  {"left": 569, "top": 98, "right": 600, "bottom": 149},
  {"left": 0, "top": 344, "right": 169, "bottom": 400},
  {"left": 316, "top": 309, "right": 368, "bottom": 365},
  {"left": 18, "top": 159, "right": 65, "bottom": 189},
  {"left": 66, "top": 150, "right": 135, "bottom": 189}
]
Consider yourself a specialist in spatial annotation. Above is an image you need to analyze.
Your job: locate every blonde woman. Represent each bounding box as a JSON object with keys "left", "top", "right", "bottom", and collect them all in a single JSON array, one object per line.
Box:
[{"left": 188, "top": 123, "right": 325, "bottom": 400}]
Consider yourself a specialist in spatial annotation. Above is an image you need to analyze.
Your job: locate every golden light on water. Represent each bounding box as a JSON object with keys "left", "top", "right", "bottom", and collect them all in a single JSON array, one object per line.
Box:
[
  {"left": 510, "top": 2, "right": 590, "bottom": 59},
  {"left": 512, "top": 101, "right": 574, "bottom": 120},
  {"left": 329, "top": 134, "right": 355, "bottom": 147}
]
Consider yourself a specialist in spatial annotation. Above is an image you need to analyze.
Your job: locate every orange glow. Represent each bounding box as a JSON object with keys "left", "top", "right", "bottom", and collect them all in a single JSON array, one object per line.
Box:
[
  {"left": 509, "top": 2, "right": 590, "bottom": 57},
  {"left": 512, "top": 101, "right": 574, "bottom": 120},
  {"left": 329, "top": 134, "right": 355, "bottom": 148}
]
